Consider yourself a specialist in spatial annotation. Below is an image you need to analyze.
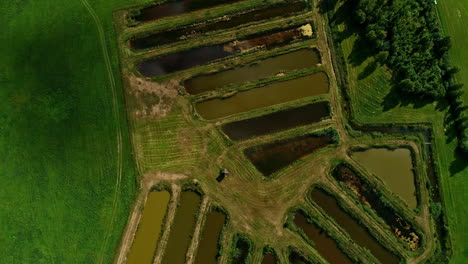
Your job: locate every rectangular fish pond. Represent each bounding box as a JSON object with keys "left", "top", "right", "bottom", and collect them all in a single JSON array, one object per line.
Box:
[
  {"left": 137, "top": 24, "right": 313, "bottom": 77},
  {"left": 244, "top": 133, "right": 334, "bottom": 177},
  {"left": 161, "top": 191, "right": 202, "bottom": 264},
  {"left": 126, "top": 190, "right": 171, "bottom": 264},
  {"left": 131, "top": 0, "right": 241, "bottom": 23},
  {"left": 184, "top": 48, "right": 320, "bottom": 95},
  {"left": 130, "top": 0, "right": 308, "bottom": 50},
  {"left": 292, "top": 210, "right": 355, "bottom": 264},
  {"left": 310, "top": 188, "right": 400, "bottom": 264},
  {"left": 194, "top": 209, "right": 227, "bottom": 264},
  {"left": 332, "top": 164, "right": 421, "bottom": 251},
  {"left": 352, "top": 148, "right": 417, "bottom": 208},
  {"left": 222, "top": 101, "right": 330, "bottom": 141},
  {"left": 195, "top": 72, "right": 329, "bottom": 120}
]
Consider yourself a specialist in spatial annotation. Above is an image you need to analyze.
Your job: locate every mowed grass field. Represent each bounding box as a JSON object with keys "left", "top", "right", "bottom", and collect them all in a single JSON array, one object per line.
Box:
[
  {"left": 0, "top": 0, "right": 149, "bottom": 262},
  {"left": 436, "top": 1, "right": 468, "bottom": 262},
  {"left": 334, "top": 1, "right": 468, "bottom": 262},
  {"left": 437, "top": 0, "right": 468, "bottom": 103}
]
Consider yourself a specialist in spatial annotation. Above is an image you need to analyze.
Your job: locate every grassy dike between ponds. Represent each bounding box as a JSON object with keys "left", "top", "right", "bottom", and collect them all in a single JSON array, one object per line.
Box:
[
  {"left": 307, "top": 185, "right": 401, "bottom": 264},
  {"left": 112, "top": 0, "right": 443, "bottom": 263},
  {"left": 284, "top": 205, "right": 365, "bottom": 264}
]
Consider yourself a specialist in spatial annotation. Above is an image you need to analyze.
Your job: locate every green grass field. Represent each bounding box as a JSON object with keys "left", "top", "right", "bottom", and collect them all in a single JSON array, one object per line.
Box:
[
  {"left": 333, "top": 1, "right": 468, "bottom": 262},
  {"left": 436, "top": 1, "right": 468, "bottom": 262},
  {"left": 0, "top": 0, "right": 149, "bottom": 262},
  {"left": 437, "top": 0, "right": 468, "bottom": 103}
]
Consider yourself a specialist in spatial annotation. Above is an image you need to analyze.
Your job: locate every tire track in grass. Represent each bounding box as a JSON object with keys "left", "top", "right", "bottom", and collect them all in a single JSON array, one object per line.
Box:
[{"left": 79, "top": 0, "right": 123, "bottom": 262}]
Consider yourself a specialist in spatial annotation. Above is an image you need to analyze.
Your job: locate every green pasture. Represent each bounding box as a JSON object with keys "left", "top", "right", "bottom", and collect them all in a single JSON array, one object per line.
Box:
[
  {"left": 0, "top": 0, "right": 150, "bottom": 262},
  {"left": 437, "top": 0, "right": 468, "bottom": 103},
  {"left": 437, "top": 0, "right": 468, "bottom": 262}
]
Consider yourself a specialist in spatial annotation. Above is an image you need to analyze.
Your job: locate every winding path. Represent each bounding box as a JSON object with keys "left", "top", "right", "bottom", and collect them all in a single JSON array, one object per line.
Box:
[{"left": 79, "top": 0, "right": 124, "bottom": 263}]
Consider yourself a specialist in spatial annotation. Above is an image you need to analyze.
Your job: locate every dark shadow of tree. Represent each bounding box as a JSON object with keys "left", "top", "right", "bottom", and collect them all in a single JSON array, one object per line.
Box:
[
  {"left": 358, "top": 60, "right": 379, "bottom": 80},
  {"left": 450, "top": 150, "right": 468, "bottom": 176}
]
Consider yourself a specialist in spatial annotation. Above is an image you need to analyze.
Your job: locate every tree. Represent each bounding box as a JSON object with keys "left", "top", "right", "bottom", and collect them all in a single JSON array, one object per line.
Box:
[{"left": 376, "top": 51, "right": 389, "bottom": 65}]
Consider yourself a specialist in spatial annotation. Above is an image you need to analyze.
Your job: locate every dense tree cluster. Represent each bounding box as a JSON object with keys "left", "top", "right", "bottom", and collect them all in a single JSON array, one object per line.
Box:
[{"left": 351, "top": 0, "right": 468, "bottom": 153}]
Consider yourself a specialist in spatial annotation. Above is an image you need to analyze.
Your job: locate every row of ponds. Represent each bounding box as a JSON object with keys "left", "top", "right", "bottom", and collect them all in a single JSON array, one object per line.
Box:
[
  {"left": 138, "top": 24, "right": 314, "bottom": 77},
  {"left": 127, "top": 147, "right": 419, "bottom": 263},
  {"left": 131, "top": 0, "right": 307, "bottom": 49},
  {"left": 127, "top": 190, "right": 226, "bottom": 264},
  {"left": 131, "top": 0, "right": 242, "bottom": 22},
  {"left": 126, "top": 1, "right": 423, "bottom": 262}
]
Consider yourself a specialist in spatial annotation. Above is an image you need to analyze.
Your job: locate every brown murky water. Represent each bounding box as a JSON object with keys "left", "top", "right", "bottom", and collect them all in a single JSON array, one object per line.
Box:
[
  {"left": 195, "top": 72, "right": 329, "bottom": 120},
  {"left": 293, "top": 211, "right": 354, "bottom": 264},
  {"left": 161, "top": 191, "right": 202, "bottom": 264},
  {"left": 131, "top": 1, "right": 307, "bottom": 50},
  {"left": 310, "top": 188, "right": 400, "bottom": 264},
  {"left": 138, "top": 25, "right": 312, "bottom": 77},
  {"left": 185, "top": 49, "right": 321, "bottom": 94},
  {"left": 245, "top": 134, "right": 332, "bottom": 177},
  {"left": 194, "top": 210, "right": 227, "bottom": 264},
  {"left": 353, "top": 148, "right": 417, "bottom": 208},
  {"left": 126, "top": 191, "right": 170, "bottom": 264},
  {"left": 133, "top": 0, "right": 240, "bottom": 22},
  {"left": 222, "top": 101, "right": 329, "bottom": 141},
  {"left": 261, "top": 252, "right": 278, "bottom": 264},
  {"left": 332, "top": 164, "right": 421, "bottom": 251}
]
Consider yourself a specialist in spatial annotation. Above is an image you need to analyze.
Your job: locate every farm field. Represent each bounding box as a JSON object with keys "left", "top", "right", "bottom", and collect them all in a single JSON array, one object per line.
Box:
[
  {"left": 437, "top": 1, "right": 468, "bottom": 262},
  {"left": 1, "top": 0, "right": 466, "bottom": 263},
  {"left": 437, "top": 0, "right": 468, "bottom": 103},
  {"left": 0, "top": 0, "right": 148, "bottom": 262}
]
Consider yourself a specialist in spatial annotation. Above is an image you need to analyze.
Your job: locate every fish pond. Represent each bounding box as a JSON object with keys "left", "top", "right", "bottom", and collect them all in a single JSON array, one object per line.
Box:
[
  {"left": 185, "top": 48, "right": 320, "bottom": 95},
  {"left": 244, "top": 133, "right": 333, "bottom": 177},
  {"left": 194, "top": 210, "right": 227, "bottom": 264},
  {"left": 352, "top": 148, "right": 417, "bottom": 208},
  {"left": 222, "top": 101, "right": 329, "bottom": 141},
  {"left": 196, "top": 72, "right": 329, "bottom": 120},
  {"left": 332, "top": 164, "right": 421, "bottom": 251},
  {"left": 293, "top": 210, "right": 354, "bottom": 264},
  {"left": 310, "top": 188, "right": 400, "bottom": 264},
  {"left": 131, "top": 0, "right": 307, "bottom": 50},
  {"left": 261, "top": 252, "right": 278, "bottom": 264},
  {"left": 127, "top": 190, "right": 171, "bottom": 264},
  {"left": 138, "top": 25, "right": 312, "bottom": 77},
  {"left": 132, "top": 0, "right": 240, "bottom": 22},
  {"left": 161, "top": 191, "right": 202, "bottom": 264}
]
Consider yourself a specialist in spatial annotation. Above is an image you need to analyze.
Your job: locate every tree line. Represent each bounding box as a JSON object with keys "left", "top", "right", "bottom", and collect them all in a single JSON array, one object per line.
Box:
[{"left": 350, "top": 0, "right": 468, "bottom": 154}]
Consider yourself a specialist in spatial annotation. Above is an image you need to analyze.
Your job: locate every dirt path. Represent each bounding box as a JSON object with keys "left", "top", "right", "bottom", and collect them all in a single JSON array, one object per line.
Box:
[{"left": 78, "top": 0, "right": 125, "bottom": 262}]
